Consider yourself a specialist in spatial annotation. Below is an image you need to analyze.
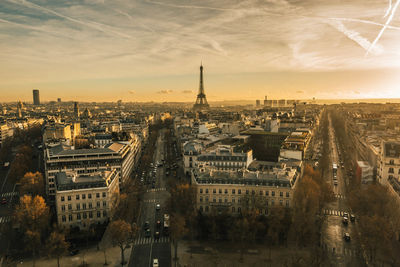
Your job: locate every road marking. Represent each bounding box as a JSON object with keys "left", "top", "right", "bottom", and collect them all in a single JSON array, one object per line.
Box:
[
  {"left": 0, "top": 216, "right": 11, "bottom": 224},
  {"left": 1, "top": 192, "right": 18, "bottom": 198},
  {"left": 146, "top": 188, "right": 166, "bottom": 193},
  {"left": 133, "top": 236, "right": 170, "bottom": 245}
]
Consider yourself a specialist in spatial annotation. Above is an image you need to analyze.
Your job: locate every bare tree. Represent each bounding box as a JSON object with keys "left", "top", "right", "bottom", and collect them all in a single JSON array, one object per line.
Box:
[
  {"left": 109, "top": 220, "right": 136, "bottom": 266},
  {"left": 46, "top": 231, "right": 69, "bottom": 267}
]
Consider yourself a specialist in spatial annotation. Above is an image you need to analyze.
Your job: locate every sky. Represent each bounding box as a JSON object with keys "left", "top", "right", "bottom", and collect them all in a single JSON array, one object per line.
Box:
[{"left": 1, "top": 0, "right": 400, "bottom": 102}]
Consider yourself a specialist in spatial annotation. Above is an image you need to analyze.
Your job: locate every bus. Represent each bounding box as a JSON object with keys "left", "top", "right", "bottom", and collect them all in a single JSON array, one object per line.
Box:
[{"left": 332, "top": 163, "right": 338, "bottom": 179}]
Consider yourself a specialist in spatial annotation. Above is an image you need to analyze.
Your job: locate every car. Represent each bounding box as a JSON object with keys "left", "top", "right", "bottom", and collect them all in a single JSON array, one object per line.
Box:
[
  {"left": 145, "top": 229, "right": 151, "bottom": 238},
  {"left": 156, "top": 220, "right": 161, "bottom": 228},
  {"left": 334, "top": 181, "right": 338, "bottom": 186},
  {"left": 350, "top": 214, "right": 356, "bottom": 222},
  {"left": 144, "top": 221, "right": 150, "bottom": 230},
  {"left": 69, "top": 248, "right": 79, "bottom": 256},
  {"left": 153, "top": 259, "right": 159, "bottom": 267},
  {"left": 342, "top": 217, "right": 349, "bottom": 225},
  {"left": 343, "top": 212, "right": 349, "bottom": 218},
  {"left": 344, "top": 233, "right": 351, "bottom": 242},
  {"left": 1, "top": 198, "right": 7, "bottom": 205},
  {"left": 154, "top": 231, "right": 160, "bottom": 239},
  {"left": 156, "top": 204, "right": 161, "bottom": 210}
]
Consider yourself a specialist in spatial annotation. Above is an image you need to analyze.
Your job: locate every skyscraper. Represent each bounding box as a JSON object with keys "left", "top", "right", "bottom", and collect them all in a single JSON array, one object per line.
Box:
[
  {"left": 17, "top": 100, "right": 23, "bottom": 118},
  {"left": 74, "top": 102, "right": 79, "bottom": 118},
  {"left": 33, "top": 89, "right": 40, "bottom": 105},
  {"left": 193, "top": 64, "right": 209, "bottom": 111}
]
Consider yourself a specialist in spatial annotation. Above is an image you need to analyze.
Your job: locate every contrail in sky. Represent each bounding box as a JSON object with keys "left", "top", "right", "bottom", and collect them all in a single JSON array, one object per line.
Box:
[
  {"left": 366, "top": 0, "right": 400, "bottom": 56},
  {"left": 384, "top": 0, "right": 392, "bottom": 18},
  {"left": 328, "top": 17, "right": 400, "bottom": 30}
]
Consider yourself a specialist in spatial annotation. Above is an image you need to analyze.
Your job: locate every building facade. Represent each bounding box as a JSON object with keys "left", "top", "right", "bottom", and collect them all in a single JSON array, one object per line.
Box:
[
  {"left": 55, "top": 170, "right": 119, "bottom": 229},
  {"left": 33, "top": 89, "right": 40, "bottom": 105}
]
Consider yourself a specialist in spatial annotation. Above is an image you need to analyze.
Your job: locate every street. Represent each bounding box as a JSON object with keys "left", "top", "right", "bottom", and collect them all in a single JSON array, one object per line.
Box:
[{"left": 130, "top": 129, "right": 171, "bottom": 267}]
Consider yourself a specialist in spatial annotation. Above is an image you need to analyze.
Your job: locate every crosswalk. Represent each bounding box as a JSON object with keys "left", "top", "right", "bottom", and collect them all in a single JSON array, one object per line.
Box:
[
  {"left": 133, "top": 236, "right": 169, "bottom": 245},
  {"left": 146, "top": 188, "right": 166, "bottom": 193},
  {"left": 143, "top": 199, "right": 157, "bottom": 203},
  {"left": 335, "top": 194, "right": 345, "bottom": 199},
  {"left": 0, "top": 216, "right": 11, "bottom": 224},
  {"left": 324, "top": 209, "right": 350, "bottom": 217},
  {"left": 1, "top": 192, "right": 18, "bottom": 198}
]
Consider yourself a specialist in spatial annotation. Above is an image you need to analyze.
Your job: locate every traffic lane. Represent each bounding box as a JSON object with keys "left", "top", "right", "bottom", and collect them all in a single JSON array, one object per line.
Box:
[
  {"left": 129, "top": 244, "right": 151, "bottom": 267},
  {"left": 151, "top": 242, "right": 171, "bottom": 267}
]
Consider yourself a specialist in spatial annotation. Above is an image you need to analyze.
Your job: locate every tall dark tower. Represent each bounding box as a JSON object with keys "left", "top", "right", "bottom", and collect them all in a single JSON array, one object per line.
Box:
[
  {"left": 193, "top": 64, "right": 209, "bottom": 111},
  {"left": 33, "top": 89, "right": 40, "bottom": 105}
]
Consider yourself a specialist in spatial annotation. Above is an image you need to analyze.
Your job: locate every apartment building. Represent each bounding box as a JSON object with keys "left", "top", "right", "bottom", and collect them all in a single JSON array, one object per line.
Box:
[
  {"left": 192, "top": 165, "right": 298, "bottom": 215},
  {"left": 45, "top": 136, "right": 140, "bottom": 199},
  {"left": 0, "top": 123, "right": 9, "bottom": 147},
  {"left": 55, "top": 170, "right": 119, "bottom": 229},
  {"left": 378, "top": 141, "right": 400, "bottom": 192},
  {"left": 279, "top": 129, "right": 311, "bottom": 161}
]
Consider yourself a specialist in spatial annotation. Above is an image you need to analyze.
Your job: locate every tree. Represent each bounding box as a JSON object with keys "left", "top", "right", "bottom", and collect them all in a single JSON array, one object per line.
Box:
[
  {"left": 46, "top": 231, "right": 69, "bottom": 267},
  {"left": 19, "top": 172, "right": 44, "bottom": 196},
  {"left": 170, "top": 213, "right": 188, "bottom": 267},
  {"left": 109, "top": 220, "right": 136, "bottom": 266},
  {"left": 25, "top": 229, "right": 41, "bottom": 267},
  {"left": 229, "top": 216, "right": 249, "bottom": 262},
  {"left": 14, "top": 195, "right": 49, "bottom": 233}
]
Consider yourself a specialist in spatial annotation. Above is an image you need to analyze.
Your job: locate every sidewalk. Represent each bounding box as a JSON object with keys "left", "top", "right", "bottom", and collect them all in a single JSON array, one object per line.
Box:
[
  {"left": 19, "top": 245, "right": 130, "bottom": 267},
  {"left": 173, "top": 240, "right": 312, "bottom": 267}
]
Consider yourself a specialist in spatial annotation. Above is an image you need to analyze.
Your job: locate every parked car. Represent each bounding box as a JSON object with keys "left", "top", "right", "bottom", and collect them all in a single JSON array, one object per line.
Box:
[
  {"left": 350, "top": 214, "right": 356, "bottom": 222},
  {"left": 144, "top": 221, "right": 150, "bottom": 230},
  {"left": 145, "top": 229, "right": 151, "bottom": 238},
  {"left": 156, "top": 203, "right": 161, "bottom": 211},
  {"left": 153, "top": 259, "right": 159, "bottom": 267},
  {"left": 154, "top": 231, "right": 160, "bottom": 239},
  {"left": 342, "top": 217, "right": 349, "bottom": 225},
  {"left": 1, "top": 198, "right": 7, "bottom": 205},
  {"left": 343, "top": 212, "right": 349, "bottom": 218}
]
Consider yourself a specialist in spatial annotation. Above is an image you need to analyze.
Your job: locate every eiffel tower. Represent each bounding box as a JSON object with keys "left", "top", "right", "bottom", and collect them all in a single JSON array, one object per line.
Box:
[{"left": 193, "top": 64, "right": 209, "bottom": 110}]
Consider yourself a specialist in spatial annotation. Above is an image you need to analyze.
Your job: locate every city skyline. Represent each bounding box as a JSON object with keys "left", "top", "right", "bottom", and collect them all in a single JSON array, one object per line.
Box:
[{"left": 1, "top": 0, "right": 400, "bottom": 102}]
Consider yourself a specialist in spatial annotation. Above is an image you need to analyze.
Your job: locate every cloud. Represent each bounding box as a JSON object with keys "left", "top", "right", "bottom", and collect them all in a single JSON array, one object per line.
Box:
[
  {"left": 129, "top": 90, "right": 135, "bottom": 94},
  {"left": 157, "top": 89, "right": 173, "bottom": 94},
  {"left": 296, "top": 90, "right": 304, "bottom": 94},
  {"left": 182, "top": 90, "right": 193, "bottom": 94},
  {"left": 353, "top": 90, "right": 360, "bottom": 94}
]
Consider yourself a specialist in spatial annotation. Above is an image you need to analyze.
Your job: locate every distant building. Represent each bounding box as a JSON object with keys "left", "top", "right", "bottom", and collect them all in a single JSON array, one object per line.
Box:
[
  {"left": 0, "top": 124, "right": 9, "bottom": 147},
  {"left": 17, "top": 100, "right": 23, "bottom": 118},
  {"left": 43, "top": 123, "right": 72, "bottom": 143},
  {"left": 74, "top": 102, "right": 79, "bottom": 118},
  {"left": 279, "top": 129, "right": 311, "bottom": 161},
  {"left": 33, "top": 89, "right": 40, "bottom": 105},
  {"left": 55, "top": 170, "right": 119, "bottom": 229},
  {"left": 57, "top": 98, "right": 61, "bottom": 103},
  {"left": 256, "top": 100, "right": 261, "bottom": 107},
  {"left": 378, "top": 141, "right": 400, "bottom": 194}
]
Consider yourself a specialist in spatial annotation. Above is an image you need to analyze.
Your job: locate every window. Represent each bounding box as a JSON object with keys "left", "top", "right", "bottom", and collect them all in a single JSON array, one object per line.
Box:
[
  {"left": 76, "top": 195, "right": 79, "bottom": 200},
  {"left": 206, "top": 189, "right": 209, "bottom": 194},
  {"left": 97, "top": 211, "right": 101, "bottom": 218},
  {"left": 103, "top": 201, "right": 107, "bottom": 207},
  {"left": 219, "top": 189, "right": 222, "bottom": 194},
  {"left": 246, "top": 190, "right": 249, "bottom": 195},
  {"left": 389, "top": 168, "right": 394, "bottom": 173},
  {"left": 224, "top": 189, "right": 228, "bottom": 194},
  {"left": 238, "top": 207, "right": 241, "bottom": 213},
  {"left": 205, "top": 206, "right": 209, "bottom": 212},
  {"left": 68, "top": 196, "right": 71, "bottom": 201},
  {"left": 280, "top": 200, "right": 283, "bottom": 206},
  {"left": 61, "top": 205, "right": 65, "bottom": 211},
  {"left": 89, "top": 203, "right": 92, "bottom": 209},
  {"left": 238, "top": 189, "right": 241, "bottom": 194},
  {"left": 259, "top": 191, "right": 263, "bottom": 196},
  {"left": 224, "top": 198, "right": 228, "bottom": 203},
  {"left": 390, "top": 159, "right": 395, "bottom": 165},
  {"left": 252, "top": 190, "right": 255, "bottom": 195},
  {"left": 102, "top": 192, "right": 106, "bottom": 198},
  {"left": 61, "top": 196, "right": 65, "bottom": 202},
  {"left": 286, "top": 200, "right": 289, "bottom": 207},
  {"left": 213, "top": 189, "right": 216, "bottom": 194},
  {"left": 286, "top": 192, "right": 290, "bottom": 198},
  {"left": 265, "top": 191, "right": 269, "bottom": 196},
  {"left": 232, "top": 198, "right": 235, "bottom": 203},
  {"left": 68, "top": 215, "right": 73, "bottom": 222},
  {"left": 76, "top": 204, "right": 80, "bottom": 210},
  {"left": 232, "top": 189, "right": 235, "bottom": 194},
  {"left": 199, "top": 206, "right": 203, "bottom": 212},
  {"left": 77, "top": 213, "right": 81, "bottom": 220},
  {"left": 205, "top": 196, "right": 209, "bottom": 202},
  {"left": 200, "top": 189, "right": 203, "bottom": 194},
  {"left": 232, "top": 207, "right": 235, "bottom": 212},
  {"left": 266, "top": 200, "right": 269, "bottom": 206},
  {"left": 62, "top": 215, "right": 66, "bottom": 222},
  {"left": 103, "top": 211, "right": 107, "bottom": 217},
  {"left": 271, "top": 200, "right": 275, "bottom": 206},
  {"left": 68, "top": 204, "right": 72, "bottom": 210},
  {"left": 83, "top": 212, "right": 87, "bottom": 219},
  {"left": 97, "top": 202, "right": 100, "bottom": 208},
  {"left": 82, "top": 203, "right": 86, "bottom": 210},
  {"left": 82, "top": 194, "right": 86, "bottom": 200},
  {"left": 219, "top": 198, "right": 222, "bottom": 203},
  {"left": 213, "top": 198, "right": 216, "bottom": 203},
  {"left": 272, "top": 191, "right": 275, "bottom": 196},
  {"left": 88, "top": 193, "right": 92, "bottom": 199},
  {"left": 89, "top": 212, "right": 93, "bottom": 218},
  {"left": 280, "top": 192, "right": 283, "bottom": 197},
  {"left": 96, "top": 193, "right": 100, "bottom": 198}
]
